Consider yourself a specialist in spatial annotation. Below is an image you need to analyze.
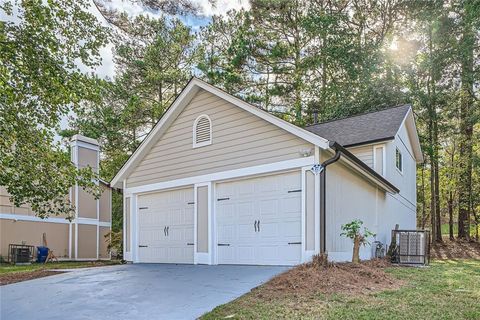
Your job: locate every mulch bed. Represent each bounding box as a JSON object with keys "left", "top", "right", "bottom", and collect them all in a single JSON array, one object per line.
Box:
[
  {"left": 252, "top": 255, "right": 403, "bottom": 300},
  {"left": 0, "top": 270, "right": 65, "bottom": 286},
  {"left": 431, "top": 239, "right": 480, "bottom": 260}
]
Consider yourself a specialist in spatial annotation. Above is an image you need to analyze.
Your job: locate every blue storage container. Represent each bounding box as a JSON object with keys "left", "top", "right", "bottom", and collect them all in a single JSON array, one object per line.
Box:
[{"left": 37, "top": 246, "right": 49, "bottom": 263}]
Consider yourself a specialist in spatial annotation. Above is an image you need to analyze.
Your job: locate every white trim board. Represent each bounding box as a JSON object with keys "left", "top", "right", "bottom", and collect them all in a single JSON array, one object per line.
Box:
[
  {"left": 0, "top": 213, "right": 70, "bottom": 224},
  {"left": 125, "top": 156, "right": 315, "bottom": 195},
  {"left": 111, "top": 77, "right": 329, "bottom": 187}
]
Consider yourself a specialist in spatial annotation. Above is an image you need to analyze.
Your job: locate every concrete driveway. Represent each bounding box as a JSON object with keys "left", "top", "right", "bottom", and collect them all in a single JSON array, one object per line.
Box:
[{"left": 0, "top": 264, "right": 287, "bottom": 320}]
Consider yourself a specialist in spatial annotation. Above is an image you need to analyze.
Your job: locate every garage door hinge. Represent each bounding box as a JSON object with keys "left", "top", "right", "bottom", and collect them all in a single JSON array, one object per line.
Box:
[
  {"left": 139, "top": 207, "right": 148, "bottom": 210},
  {"left": 217, "top": 197, "right": 230, "bottom": 201},
  {"left": 287, "top": 189, "right": 301, "bottom": 193}
]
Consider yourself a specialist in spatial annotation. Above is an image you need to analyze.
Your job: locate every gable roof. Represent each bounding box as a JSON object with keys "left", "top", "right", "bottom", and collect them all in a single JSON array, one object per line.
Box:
[
  {"left": 305, "top": 105, "right": 411, "bottom": 147},
  {"left": 110, "top": 77, "right": 329, "bottom": 187},
  {"left": 111, "top": 78, "right": 420, "bottom": 192}
]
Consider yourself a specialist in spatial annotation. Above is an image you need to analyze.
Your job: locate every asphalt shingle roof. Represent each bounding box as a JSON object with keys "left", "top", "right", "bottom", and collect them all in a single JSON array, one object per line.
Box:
[{"left": 305, "top": 105, "right": 411, "bottom": 147}]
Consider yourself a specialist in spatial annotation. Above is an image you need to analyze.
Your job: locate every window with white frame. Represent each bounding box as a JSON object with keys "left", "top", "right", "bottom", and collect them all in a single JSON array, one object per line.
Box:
[
  {"left": 193, "top": 114, "right": 212, "bottom": 148},
  {"left": 395, "top": 147, "right": 403, "bottom": 173}
]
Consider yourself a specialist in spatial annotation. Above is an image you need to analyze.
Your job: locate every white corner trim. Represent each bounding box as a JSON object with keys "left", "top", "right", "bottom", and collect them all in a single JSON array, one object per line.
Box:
[
  {"left": 394, "top": 107, "right": 423, "bottom": 163},
  {"left": 193, "top": 114, "right": 212, "bottom": 148},
  {"left": 301, "top": 168, "right": 307, "bottom": 262},
  {"left": 125, "top": 157, "right": 314, "bottom": 195},
  {"left": 111, "top": 77, "right": 329, "bottom": 187},
  {"left": 373, "top": 144, "right": 386, "bottom": 177}
]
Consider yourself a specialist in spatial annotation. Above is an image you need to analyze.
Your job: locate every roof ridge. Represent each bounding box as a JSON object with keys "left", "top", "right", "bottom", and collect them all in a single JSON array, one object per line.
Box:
[{"left": 305, "top": 104, "right": 411, "bottom": 128}]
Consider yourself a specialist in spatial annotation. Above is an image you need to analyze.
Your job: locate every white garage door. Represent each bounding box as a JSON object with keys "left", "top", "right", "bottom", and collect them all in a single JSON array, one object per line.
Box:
[
  {"left": 137, "top": 187, "right": 194, "bottom": 263},
  {"left": 216, "top": 171, "right": 302, "bottom": 266}
]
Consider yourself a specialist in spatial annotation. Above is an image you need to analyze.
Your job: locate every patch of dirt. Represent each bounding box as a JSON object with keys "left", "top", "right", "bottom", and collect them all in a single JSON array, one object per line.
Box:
[
  {"left": 0, "top": 270, "right": 65, "bottom": 286},
  {"left": 431, "top": 239, "right": 480, "bottom": 260},
  {"left": 252, "top": 255, "right": 403, "bottom": 300}
]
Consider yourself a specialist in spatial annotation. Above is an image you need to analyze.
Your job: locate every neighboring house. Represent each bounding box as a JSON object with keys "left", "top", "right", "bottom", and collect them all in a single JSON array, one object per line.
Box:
[
  {"left": 111, "top": 78, "right": 422, "bottom": 265},
  {"left": 0, "top": 135, "right": 112, "bottom": 261}
]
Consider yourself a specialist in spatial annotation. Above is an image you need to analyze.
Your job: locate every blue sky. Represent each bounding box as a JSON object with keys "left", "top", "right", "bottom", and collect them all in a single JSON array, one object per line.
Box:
[{"left": 85, "top": 0, "right": 250, "bottom": 79}]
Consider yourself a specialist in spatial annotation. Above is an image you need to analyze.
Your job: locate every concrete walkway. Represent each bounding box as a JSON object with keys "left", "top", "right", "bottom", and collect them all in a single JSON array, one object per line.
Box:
[{"left": 0, "top": 264, "right": 287, "bottom": 320}]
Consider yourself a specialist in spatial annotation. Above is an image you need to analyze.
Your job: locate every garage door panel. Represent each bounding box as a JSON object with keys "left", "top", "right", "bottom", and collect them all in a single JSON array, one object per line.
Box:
[
  {"left": 237, "top": 223, "right": 256, "bottom": 241},
  {"left": 237, "top": 246, "right": 256, "bottom": 263},
  {"left": 138, "top": 187, "right": 194, "bottom": 264},
  {"left": 259, "top": 199, "right": 279, "bottom": 217},
  {"left": 217, "top": 171, "right": 302, "bottom": 266}
]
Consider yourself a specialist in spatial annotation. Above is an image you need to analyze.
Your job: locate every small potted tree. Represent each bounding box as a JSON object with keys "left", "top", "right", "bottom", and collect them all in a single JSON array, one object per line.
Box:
[{"left": 341, "top": 219, "right": 375, "bottom": 263}]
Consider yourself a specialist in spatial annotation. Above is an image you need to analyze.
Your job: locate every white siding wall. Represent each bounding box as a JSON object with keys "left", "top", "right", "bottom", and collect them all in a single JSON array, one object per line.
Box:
[
  {"left": 348, "top": 145, "right": 374, "bottom": 168},
  {"left": 126, "top": 89, "right": 313, "bottom": 188},
  {"left": 324, "top": 159, "right": 380, "bottom": 261}
]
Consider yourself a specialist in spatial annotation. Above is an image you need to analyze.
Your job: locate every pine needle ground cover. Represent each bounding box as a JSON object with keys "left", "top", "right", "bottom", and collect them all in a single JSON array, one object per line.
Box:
[{"left": 201, "top": 259, "right": 480, "bottom": 320}]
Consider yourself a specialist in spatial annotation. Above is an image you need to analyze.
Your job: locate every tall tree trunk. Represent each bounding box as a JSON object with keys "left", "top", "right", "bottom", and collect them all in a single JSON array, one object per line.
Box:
[
  {"left": 421, "top": 162, "right": 427, "bottom": 229},
  {"left": 433, "top": 117, "right": 442, "bottom": 242},
  {"left": 457, "top": 7, "right": 474, "bottom": 240},
  {"left": 448, "top": 191, "right": 455, "bottom": 241},
  {"left": 427, "top": 25, "right": 442, "bottom": 242}
]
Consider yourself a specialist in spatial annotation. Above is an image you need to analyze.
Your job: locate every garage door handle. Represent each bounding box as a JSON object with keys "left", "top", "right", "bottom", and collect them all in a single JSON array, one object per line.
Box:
[
  {"left": 167, "top": 226, "right": 169, "bottom": 236},
  {"left": 217, "top": 197, "right": 230, "bottom": 201},
  {"left": 139, "top": 245, "right": 148, "bottom": 248},
  {"left": 217, "top": 243, "right": 230, "bottom": 246},
  {"left": 258, "top": 220, "right": 260, "bottom": 232},
  {"left": 164, "top": 226, "right": 166, "bottom": 236},
  {"left": 288, "top": 189, "right": 301, "bottom": 193},
  {"left": 254, "top": 220, "right": 258, "bottom": 232},
  {"left": 187, "top": 243, "right": 194, "bottom": 246},
  {"left": 288, "top": 242, "right": 301, "bottom": 245}
]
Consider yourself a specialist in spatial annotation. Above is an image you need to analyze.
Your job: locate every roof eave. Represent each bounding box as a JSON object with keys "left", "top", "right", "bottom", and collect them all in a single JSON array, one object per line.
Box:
[{"left": 329, "top": 141, "right": 400, "bottom": 194}]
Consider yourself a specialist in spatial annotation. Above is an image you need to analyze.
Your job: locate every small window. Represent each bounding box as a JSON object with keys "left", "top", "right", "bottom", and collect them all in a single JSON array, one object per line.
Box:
[
  {"left": 396, "top": 147, "right": 403, "bottom": 173},
  {"left": 193, "top": 115, "right": 212, "bottom": 148}
]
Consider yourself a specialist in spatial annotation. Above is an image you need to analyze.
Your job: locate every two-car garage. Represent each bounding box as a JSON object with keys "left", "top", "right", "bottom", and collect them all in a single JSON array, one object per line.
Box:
[{"left": 136, "top": 171, "right": 303, "bottom": 266}]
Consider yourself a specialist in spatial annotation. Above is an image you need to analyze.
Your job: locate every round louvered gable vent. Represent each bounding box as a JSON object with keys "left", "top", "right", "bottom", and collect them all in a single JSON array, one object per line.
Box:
[{"left": 193, "top": 115, "right": 212, "bottom": 148}]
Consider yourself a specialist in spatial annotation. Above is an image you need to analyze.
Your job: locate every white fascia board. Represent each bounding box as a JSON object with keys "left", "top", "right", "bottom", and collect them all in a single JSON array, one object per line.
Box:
[
  {"left": 125, "top": 156, "right": 314, "bottom": 195},
  {"left": 111, "top": 78, "right": 329, "bottom": 188},
  {"left": 396, "top": 107, "right": 423, "bottom": 163}
]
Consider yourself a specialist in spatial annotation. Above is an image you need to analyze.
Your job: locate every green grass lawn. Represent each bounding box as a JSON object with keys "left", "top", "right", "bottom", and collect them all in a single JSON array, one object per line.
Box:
[
  {"left": 0, "top": 260, "right": 121, "bottom": 275},
  {"left": 202, "top": 259, "right": 480, "bottom": 320}
]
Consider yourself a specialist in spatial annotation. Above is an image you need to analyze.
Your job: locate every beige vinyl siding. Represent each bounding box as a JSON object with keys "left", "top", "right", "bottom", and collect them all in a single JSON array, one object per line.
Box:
[
  {"left": 0, "top": 186, "right": 69, "bottom": 219},
  {"left": 127, "top": 89, "right": 313, "bottom": 188},
  {"left": 77, "top": 224, "right": 97, "bottom": 259},
  {"left": 0, "top": 219, "right": 69, "bottom": 259},
  {"left": 196, "top": 186, "right": 208, "bottom": 253},
  {"left": 0, "top": 186, "right": 32, "bottom": 215},
  {"left": 348, "top": 145, "right": 374, "bottom": 168}
]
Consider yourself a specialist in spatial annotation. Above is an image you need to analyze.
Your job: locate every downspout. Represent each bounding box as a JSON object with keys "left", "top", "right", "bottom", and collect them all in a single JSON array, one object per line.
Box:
[{"left": 320, "top": 142, "right": 342, "bottom": 254}]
